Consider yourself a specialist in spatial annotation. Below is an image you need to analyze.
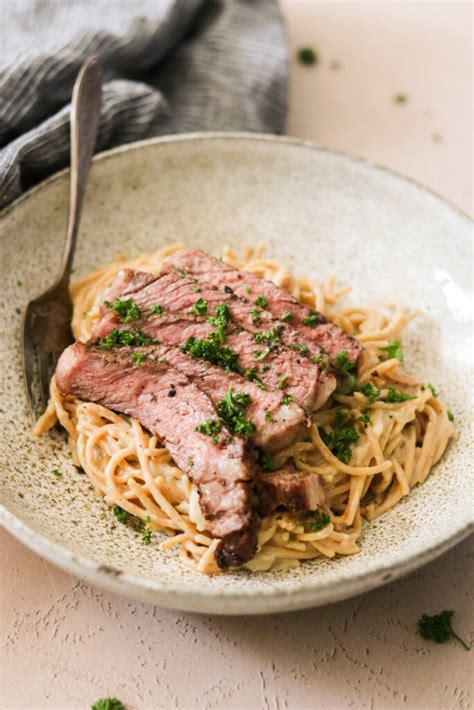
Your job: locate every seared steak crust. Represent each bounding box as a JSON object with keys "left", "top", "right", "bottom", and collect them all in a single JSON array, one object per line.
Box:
[
  {"left": 214, "top": 517, "right": 260, "bottom": 569},
  {"left": 256, "top": 467, "right": 326, "bottom": 516}
]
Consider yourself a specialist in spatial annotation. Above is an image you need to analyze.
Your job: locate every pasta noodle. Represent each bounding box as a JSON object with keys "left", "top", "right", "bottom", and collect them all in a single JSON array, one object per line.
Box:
[{"left": 34, "top": 244, "right": 455, "bottom": 574}]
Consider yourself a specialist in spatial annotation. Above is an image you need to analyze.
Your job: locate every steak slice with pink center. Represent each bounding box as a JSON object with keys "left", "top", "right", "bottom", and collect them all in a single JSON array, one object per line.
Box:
[
  {"left": 55, "top": 341, "right": 258, "bottom": 568},
  {"left": 93, "top": 268, "right": 332, "bottom": 413},
  {"left": 131, "top": 343, "right": 308, "bottom": 453},
  {"left": 162, "top": 248, "right": 363, "bottom": 364}
]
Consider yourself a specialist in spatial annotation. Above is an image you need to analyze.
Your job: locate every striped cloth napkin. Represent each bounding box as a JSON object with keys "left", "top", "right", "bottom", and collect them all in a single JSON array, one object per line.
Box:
[{"left": 0, "top": 0, "right": 288, "bottom": 209}]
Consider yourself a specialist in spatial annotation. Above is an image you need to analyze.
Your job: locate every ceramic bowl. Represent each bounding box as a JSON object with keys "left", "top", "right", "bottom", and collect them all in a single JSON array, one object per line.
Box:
[{"left": 1, "top": 133, "right": 472, "bottom": 614}]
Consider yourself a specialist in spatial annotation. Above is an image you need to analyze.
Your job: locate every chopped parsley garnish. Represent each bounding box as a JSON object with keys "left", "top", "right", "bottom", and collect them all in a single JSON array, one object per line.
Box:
[
  {"left": 288, "top": 343, "right": 309, "bottom": 355},
  {"left": 255, "top": 295, "right": 268, "bottom": 308},
  {"left": 359, "top": 382, "right": 380, "bottom": 403},
  {"left": 265, "top": 411, "right": 275, "bottom": 422},
  {"left": 254, "top": 326, "right": 281, "bottom": 349},
  {"left": 385, "top": 388, "right": 416, "bottom": 403},
  {"left": 358, "top": 412, "right": 372, "bottom": 425},
  {"left": 379, "top": 340, "right": 404, "bottom": 362},
  {"left": 182, "top": 333, "right": 242, "bottom": 374},
  {"left": 208, "top": 302, "right": 231, "bottom": 341},
  {"left": 218, "top": 389, "right": 251, "bottom": 416},
  {"left": 112, "top": 506, "right": 154, "bottom": 544},
  {"left": 255, "top": 347, "right": 271, "bottom": 361},
  {"left": 190, "top": 298, "right": 208, "bottom": 317},
  {"left": 305, "top": 509, "right": 330, "bottom": 532},
  {"left": 261, "top": 363, "right": 270, "bottom": 372},
  {"left": 245, "top": 366, "right": 266, "bottom": 389},
  {"left": 259, "top": 450, "right": 276, "bottom": 472},
  {"left": 277, "top": 374, "right": 289, "bottom": 389},
  {"left": 394, "top": 93, "right": 408, "bottom": 104},
  {"left": 113, "top": 506, "right": 129, "bottom": 524},
  {"left": 321, "top": 410, "right": 359, "bottom": 464},
  {"left": 312, "top": 353, "right": 330, "bottom": 372},
  {"left": 245, "top": 366, "right": 259, "bottom": 382},
  {"left": 297, "top": 47, "right": 318, "bottom": 65},
  {"left": 52, "top": 469, "right": 62, "bottom": 478},
  {"left": 280, "top": 310, "right": 294, "bottom": 322},
  {"left": 104, "top": 297, "right": 141, "bottom": 323},
  {"left": 335, "top": 349, "right": 355, "bottom": 374},
  {"left": 97, "top": 328, "right": 152, "bottom": 350},
  {"left": 151, "top": 304, "right": 166, "bottom": 315},
  {"left": 447, "top": 410, "right": 455, "bottom": 422},
  {"left": 281, "top": 394, "right": 293, "bottom": 406},
  {"left": 417, "top": 610, "right": 470, "bottom": 651},
  {"left": 195, "top": 418, "right": 223, "bottom": 444},
  {"left": 177, "top": 269, "right": 187, "bottom": 278},
  {"left": 243, "top": 365, "right": 257, "bottom": 381},
  {"left": 428, "top": 383, "right": 438, "bottom": 398},
  {"left": 92, "top": 698, "right": 126, "bottom": 710},
  {"left": 336, "top": 374, "right": 356, "bottom": 395},
  {"left": 196, "top": 390, "right": 255, "bottom": 441},
  {"left": 131, "top": 352, "right": 147, "bottom": 367},
  {"left": 334, "top": 349, "right": 357, "bottom": 394},
  {"left": 142, "top": 515, "right": 152, "bottom": 545},
  {"left": 302, "top": 311, "right": 320, "bottom": 328},
  {"left": 131, "top": 328, "right": 152, "bottom": 345},
  {"left": 217, "top": 389, "right": 255, "bottom": 437},
  {"left": 250, "top": 308, "right": 261, "bottom": 323},
  {"left": 191, "top": 286, "right": 201, "bottom": 293}
]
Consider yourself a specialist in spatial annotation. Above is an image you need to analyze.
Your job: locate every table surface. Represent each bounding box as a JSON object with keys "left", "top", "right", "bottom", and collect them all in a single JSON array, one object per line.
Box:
[{"left": 1, "top": 2, "right": 472, "bottom": 709}]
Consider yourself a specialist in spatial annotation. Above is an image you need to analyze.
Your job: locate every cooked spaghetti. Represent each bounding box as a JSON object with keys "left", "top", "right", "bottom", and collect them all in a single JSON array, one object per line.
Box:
[{"left": 35, "top": 245, "right": 455, "bottom": 574}]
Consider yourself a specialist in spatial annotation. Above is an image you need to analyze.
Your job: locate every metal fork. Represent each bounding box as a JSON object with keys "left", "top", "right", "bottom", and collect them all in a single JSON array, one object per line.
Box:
[{"left": 23, "top": 56, "right": 103, "bottom": 418}]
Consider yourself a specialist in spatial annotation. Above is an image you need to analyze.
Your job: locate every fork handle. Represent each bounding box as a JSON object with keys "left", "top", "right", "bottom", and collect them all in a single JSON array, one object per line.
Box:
[{"left": 60, "top": 56, "right": 103, "bottom": 280}]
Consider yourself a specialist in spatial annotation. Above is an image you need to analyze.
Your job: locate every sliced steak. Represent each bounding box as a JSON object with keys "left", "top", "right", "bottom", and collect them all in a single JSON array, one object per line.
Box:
[
  {"left": 55, "top": 341, "right": 257, "bottom": 568},
  {"left": 93, "top": 268, "right": 332, "bottom": 413},
  {"left": 162, "top": 249, "right": 363, "bottom": 364},
  {"left": 215, "top": 519, "right": 260, "bottom": 569},
  {"left": 256, "top": 467, "right": 326, "bottom": 516},
  {"left": 137, "top": 344, "right": 307, "bottom": 453}
]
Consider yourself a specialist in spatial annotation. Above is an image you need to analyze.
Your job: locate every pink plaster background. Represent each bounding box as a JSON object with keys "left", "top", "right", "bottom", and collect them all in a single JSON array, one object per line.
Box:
[{"left": 1, "top": 2, "right": 472, "bottom": 709}]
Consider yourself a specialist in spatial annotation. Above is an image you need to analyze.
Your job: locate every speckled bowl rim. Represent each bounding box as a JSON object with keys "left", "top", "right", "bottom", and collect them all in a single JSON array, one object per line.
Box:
[{"left": 1, "top": 132, "right": 473, "bottom": 615}]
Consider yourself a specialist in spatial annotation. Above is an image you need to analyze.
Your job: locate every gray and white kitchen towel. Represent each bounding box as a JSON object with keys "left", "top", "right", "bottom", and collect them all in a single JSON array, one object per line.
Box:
[{"left": 0, "top": 0, "right": 288, "bottom": 208}]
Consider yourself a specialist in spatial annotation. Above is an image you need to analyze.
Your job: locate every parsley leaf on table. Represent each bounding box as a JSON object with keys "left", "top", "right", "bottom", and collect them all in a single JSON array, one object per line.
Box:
[{"left": 417, "top": 610, "right": 470, "bottom": 651}]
